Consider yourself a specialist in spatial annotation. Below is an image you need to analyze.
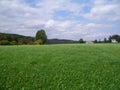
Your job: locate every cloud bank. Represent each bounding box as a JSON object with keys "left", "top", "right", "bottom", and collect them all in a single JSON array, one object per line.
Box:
[{"left": 0, "top": 0, "right": 120, "bottom": 40}]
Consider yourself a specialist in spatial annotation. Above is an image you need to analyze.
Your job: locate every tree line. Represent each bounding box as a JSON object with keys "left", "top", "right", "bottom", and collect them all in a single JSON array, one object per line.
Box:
[
  {"left": 0, "top": 29, "right": 47, "bottom": 45},
  {"left": 0, "top": 29, "right": 120, "bottom": 45},
  {"left": 79, "top": 35, "right": 120, "bottom": 43},
  {"left": 0, "top": 33, "right": 34, "bottom": 45},
  {"left": 93, "top": 35, "right": 120, "bottom": 43}
]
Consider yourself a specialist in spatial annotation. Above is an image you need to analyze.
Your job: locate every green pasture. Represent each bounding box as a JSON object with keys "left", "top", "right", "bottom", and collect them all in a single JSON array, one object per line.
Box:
[{"left": 0, "top": 44, "right": 120, "bottom": 90}]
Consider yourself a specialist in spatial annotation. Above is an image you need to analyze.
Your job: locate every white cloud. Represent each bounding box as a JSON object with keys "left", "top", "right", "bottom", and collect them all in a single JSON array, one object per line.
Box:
[
  {"left": 45, "top": 20, "right": 55, "bottom": 28},
  {"left": 0, "top": 0, "right": 119, "bottom": 40},
  {"left": 0, "top": 0, "right": 84, "bottom": 35},
  {"left": 84, "top": 0, "right": 120, "bottom": 21},
  {"left": 85, "top": 23, "right": 114, "bottom": 29},
  {"left": 43, "top": 20, "right": 115, "bottom": 40},
  {"left": 36, "top": 0, "right": 84, "bottom": 16}
]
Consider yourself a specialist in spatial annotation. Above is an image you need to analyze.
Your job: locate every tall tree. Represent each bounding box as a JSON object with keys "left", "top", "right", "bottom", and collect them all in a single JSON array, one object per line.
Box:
[
  {"left": 36, "top": 29, "right": 47, "bottom": 44},
  {"left": 104, "top": 38, "right": 107, "bottom": 43},
  {"left": 79, "top": 38, "right": 85, "bottom": 43},
  {"left": 111, "top": 35, "right": 120, "bottom": 42},
  {"left": 108, "top": 36, "right": 112, "bottom": 43},
  {"left": 93, "top": 39, "right": 98, "bottom": 43}
]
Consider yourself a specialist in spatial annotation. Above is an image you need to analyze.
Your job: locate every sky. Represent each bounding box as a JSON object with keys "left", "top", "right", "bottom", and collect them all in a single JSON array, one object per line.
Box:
[{"left": 0, "top": 0, "right": 120, "bottom": 41}]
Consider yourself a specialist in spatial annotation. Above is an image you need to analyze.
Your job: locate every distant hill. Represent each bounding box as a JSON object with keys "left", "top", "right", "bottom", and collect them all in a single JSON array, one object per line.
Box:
[
  {"left": 0, "top": 32, "right": 35, "bottom": 45},
  {"left": 46, "top": 39, "right": 78, "bottom": 44},
  {"left": 0, "top": 33, "right": 34, "bottom": 40}
]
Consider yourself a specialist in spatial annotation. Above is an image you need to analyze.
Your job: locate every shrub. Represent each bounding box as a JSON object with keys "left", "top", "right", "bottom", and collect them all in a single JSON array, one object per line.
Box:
[
  {"left": 10, "top": 41, "right": 17, "bottom": 45},
  {"left": 0, "top": 40, "right": 10, "bottom": 45},
  {"left": 34, "top": 39, "right": 43, "bottom": 45}
]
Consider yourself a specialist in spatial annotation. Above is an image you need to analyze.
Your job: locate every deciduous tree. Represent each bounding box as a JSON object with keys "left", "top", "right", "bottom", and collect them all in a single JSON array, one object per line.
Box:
[{"left": 36, "top": 29, "right": 47, "bottom": 44}]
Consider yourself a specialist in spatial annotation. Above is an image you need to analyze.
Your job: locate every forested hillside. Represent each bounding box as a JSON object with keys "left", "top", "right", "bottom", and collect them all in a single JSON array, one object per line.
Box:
[{"left": 0, "top": 33, "right": 35, "bottom": 45}]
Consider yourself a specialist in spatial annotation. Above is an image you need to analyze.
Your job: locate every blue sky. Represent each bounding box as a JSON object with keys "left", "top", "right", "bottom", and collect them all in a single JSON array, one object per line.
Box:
[{"left": 0, "top": 0, "right": 120, "bottom": 40}]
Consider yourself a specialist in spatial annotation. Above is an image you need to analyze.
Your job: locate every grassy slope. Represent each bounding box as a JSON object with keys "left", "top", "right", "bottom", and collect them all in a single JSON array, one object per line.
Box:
[{"left": 0, "top": 44, "right": 120, "bottom": 90}]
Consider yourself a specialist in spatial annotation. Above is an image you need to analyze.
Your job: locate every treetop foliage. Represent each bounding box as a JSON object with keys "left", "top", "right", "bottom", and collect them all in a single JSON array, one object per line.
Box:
[
  {"left": 0, "top": 33, "right": 34, "bottom": 45},
  {"left": 36, "top": 29, "right": 47, "bottom": 44}
]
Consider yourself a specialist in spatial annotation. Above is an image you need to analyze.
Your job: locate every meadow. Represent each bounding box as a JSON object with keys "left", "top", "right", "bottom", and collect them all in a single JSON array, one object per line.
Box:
[{"left": 0, "top": 44, "right": 120, "bottom": 90}]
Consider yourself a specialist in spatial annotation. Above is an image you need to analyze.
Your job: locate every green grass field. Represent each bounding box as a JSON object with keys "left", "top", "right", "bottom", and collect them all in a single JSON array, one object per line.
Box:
[{"left": 0, "top": 44, "right": 120, "bottom": 90}]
